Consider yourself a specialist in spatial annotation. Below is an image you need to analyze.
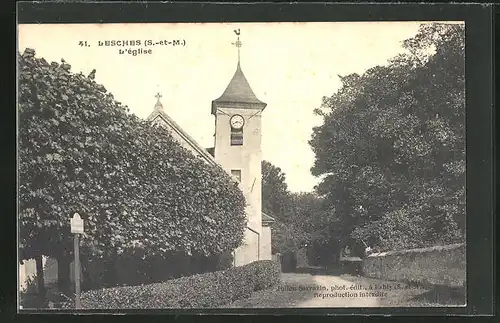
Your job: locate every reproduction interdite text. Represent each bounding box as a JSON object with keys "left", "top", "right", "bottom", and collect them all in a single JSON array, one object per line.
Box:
[{"left": 277, "top": 283, "right": 421, "bottom": 299}]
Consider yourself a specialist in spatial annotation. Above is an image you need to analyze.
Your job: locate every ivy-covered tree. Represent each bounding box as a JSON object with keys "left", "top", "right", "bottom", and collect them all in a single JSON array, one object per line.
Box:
[
  {"left": 309, "top": 23, "right": 465, "bottom": 253},
  {"left": 18, "top": 48, "right": 247, "bottom": 294}
]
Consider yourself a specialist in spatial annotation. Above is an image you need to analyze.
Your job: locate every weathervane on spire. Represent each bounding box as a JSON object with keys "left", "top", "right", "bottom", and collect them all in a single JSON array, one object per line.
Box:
[{"left": 232, "top": 29, "right": 242, "bottom": 64}]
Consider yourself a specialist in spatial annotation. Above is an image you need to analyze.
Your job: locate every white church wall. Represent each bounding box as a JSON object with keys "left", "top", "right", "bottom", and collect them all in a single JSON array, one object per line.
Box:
[
  {"left": 213, "top": 107, "right": 263, "bottom": 227},
  {"left": 260, "top": 225, "right": 272, "bottom": 261},
  {"left": 234, "top": 228, "right": 260, "bottom": 266},
  {"left": 248, "top": 152, "right": 263, "bottom": 229},
  {"left": 213, "top": 106, "right": 264, "bottom": 267}
]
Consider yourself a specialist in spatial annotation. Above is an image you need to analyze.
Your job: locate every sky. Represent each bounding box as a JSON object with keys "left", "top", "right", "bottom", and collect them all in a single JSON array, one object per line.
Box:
[{"left": 18, "top": 22, "right": 444, "bottom": 192}]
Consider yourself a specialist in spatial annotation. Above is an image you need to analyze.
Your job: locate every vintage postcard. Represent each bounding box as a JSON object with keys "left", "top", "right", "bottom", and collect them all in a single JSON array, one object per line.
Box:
[{"left": 17, "top": 21, "right": 466, "bottom": 310}]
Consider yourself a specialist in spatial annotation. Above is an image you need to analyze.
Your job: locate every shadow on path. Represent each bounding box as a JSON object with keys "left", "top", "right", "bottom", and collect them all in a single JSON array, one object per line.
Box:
[
  {"left": 408, "top": 285, "right": 465, "bottom": 306},
  {"left": 338, "top": 275, "right": 465, "bottom": 307}
]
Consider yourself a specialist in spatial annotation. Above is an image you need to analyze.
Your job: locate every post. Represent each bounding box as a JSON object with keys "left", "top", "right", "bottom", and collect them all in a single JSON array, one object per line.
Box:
[
  {"left": 70, "top": 213, "right": 84, "bottom": 309},
  {"left": 74, "top": 233, "right": 81, "bottom": 309}
]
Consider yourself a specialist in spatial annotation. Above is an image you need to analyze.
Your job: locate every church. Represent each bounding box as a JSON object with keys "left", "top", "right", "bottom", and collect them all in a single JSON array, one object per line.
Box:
[{"left": 146, "top": 31, "right": 274, "bottom": 267}]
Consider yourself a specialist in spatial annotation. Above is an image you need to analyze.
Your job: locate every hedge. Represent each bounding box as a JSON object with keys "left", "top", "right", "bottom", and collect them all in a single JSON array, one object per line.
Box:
[
  {"left": 81, "top": 260, "right": 281, "bottom": 309},
  {"left": 18, "top": 48, "right": 247, "bottom": 263}
]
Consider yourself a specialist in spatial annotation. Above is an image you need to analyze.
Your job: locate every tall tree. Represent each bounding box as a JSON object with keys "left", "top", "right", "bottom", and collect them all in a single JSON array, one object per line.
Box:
[
  {"left": 262, "top": 161, "right": 334, "bottom": 256},
  {"left": 261, "top": 160, "right": 291, "bottom": 220},
  {"left": 309, "top": 23, "right": 465, "bottom": 253}
]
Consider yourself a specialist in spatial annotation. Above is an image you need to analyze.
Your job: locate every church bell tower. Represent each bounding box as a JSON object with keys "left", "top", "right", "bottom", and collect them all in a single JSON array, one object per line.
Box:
[{"left": 212, "top": 30, "right": 267, "bottom": 266}]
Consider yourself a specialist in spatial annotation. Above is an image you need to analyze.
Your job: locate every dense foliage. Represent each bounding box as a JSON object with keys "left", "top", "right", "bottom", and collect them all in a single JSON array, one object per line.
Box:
[
  {"left": 81, "top": 260, "right": 281, "bottom": 309},
  {"left": 261, "top": 161, "right": 336, "bottom": 259},
  {"left": 309, "top": 23, "right": 465, "bottom": 253},
  {"left": 262, "top": 160, "right": 302, "bottom": 253},
  {"left": 262, "top": 160, "right": 291, "bottom": 219},
  {"left": 81, "top": 250, "right": 233, "bottom": 290},
  {"left": 18, "top": 48, "right": 246, "bottom": 270}
]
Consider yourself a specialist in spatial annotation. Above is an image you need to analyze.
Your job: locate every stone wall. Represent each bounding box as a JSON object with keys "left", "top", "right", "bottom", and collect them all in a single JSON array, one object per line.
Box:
[{"left": 362, "top": 243, "right": 465, "bottom": 288}]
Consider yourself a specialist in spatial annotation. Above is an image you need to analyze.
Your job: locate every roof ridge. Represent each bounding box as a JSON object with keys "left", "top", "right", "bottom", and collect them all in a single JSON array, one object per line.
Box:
[
  {"left": 262, "top": 211, "right": 275, "bottom": 222},
  {"left": 148, "top": 110, "right": 220, "bottom": 168}
]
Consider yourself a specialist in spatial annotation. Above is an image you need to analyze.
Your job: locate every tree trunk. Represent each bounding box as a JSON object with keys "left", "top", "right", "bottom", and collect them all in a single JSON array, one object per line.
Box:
[
  {"left": 57, "top": 256, "right": 71, "bottom": 297},
  {"left": 35, "top": 255, "right": 47, "bottom": 306}
]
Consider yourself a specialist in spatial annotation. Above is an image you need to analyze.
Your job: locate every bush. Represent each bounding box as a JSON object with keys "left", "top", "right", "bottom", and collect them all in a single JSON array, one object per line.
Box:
[
  {"left": 81, "top": 260, "right": 281, "bottom": 309},
  {"left": 253, "top": 260, "right": 282, "bottom": 290},
  {"left": 83, "top": 250, "right": 236, "bottom": 291}
]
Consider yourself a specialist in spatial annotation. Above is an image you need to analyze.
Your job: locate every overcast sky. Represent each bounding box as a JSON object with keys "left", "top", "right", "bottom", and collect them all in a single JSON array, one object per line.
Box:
[{"left": 18, "top": 22, "right": 447, "bottom": 192}]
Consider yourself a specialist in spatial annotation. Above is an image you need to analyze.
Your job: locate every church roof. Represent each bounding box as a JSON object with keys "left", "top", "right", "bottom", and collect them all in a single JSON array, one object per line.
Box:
[
  {"left": 148, "top": 107, "right": 221, "bottom": 170},
  {"left": 213, "top": 63, "right": 266, "bottom": 106},
  {"left": 206, "top": 147, "right": 215, "bottom": 157},
  {"left": 262, "top": 211, "right": 275, "bottom": 224}
]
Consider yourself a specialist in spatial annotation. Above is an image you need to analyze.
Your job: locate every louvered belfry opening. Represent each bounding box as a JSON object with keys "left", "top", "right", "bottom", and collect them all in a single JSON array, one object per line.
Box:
[{"left": 230, "top": 126, "right": 243, "bottom": 146}]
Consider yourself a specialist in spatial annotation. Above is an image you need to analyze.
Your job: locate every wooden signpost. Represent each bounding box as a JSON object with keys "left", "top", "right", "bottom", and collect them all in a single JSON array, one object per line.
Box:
[{"left": 70, "top": 213, "right": 84, "bottom": 309}]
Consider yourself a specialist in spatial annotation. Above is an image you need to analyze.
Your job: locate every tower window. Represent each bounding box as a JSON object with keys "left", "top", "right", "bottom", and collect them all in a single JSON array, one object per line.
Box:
[
  {"left": 231, "top": 170, "right": 241, "bottom": 182},
  {"left": 231, "top": 127, "right": 243, "bottom": 146}
]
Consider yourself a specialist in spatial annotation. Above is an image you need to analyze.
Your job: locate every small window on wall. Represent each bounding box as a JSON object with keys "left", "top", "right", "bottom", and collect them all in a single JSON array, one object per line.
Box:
[
  {"left": 231, "top": 128, "right": 243, "bottom": 146},
  {"left": 231, "top": 170, "right": 241, "bottom": 182}
]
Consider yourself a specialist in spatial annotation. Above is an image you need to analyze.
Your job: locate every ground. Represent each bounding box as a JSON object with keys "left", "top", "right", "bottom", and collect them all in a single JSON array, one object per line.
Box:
[{"left": 224, "top": 270, "right": 465, "bottom": 308}]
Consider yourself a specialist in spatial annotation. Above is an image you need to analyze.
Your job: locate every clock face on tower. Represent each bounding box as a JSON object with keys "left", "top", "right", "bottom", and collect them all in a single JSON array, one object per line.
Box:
[{"left": 230, "top": 114, "right": 245, "bottom": 130}]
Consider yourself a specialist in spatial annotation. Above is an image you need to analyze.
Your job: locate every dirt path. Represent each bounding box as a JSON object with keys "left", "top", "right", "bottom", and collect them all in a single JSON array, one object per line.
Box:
[{"left": 225, "top": 273, "right": 433, "bottom": 308}]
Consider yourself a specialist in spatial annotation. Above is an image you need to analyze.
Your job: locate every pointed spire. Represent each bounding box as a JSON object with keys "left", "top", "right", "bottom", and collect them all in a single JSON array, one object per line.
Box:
[
  {"left": 154, "top": 92, "right": 163, "bottom": 110},
  {"left": 212, "top": 29, "right": 266, "bottom": 108},
  {"left": 214, "top": 64, "right": 264, "bottom": 105}
]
